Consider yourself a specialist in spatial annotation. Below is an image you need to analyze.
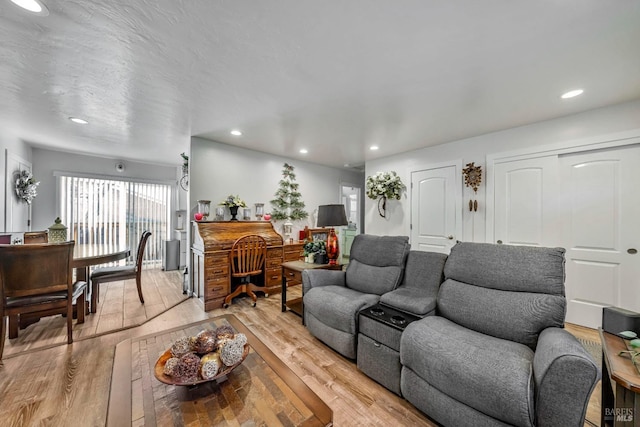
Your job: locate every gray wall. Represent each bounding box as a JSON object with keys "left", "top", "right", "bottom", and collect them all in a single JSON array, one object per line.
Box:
[
  {"left": 30, "top": 148, "right": 178, "bottom": 231},
  {"left": 190, "top": 137, "right": 365, "bottom": 238}
]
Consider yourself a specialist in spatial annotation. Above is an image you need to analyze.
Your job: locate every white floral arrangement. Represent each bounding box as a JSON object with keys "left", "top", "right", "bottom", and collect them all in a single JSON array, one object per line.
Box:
[
  {"left": 365, "top": 171, "right": 405, "bottom": 200},
  {"left": 15, "top": 170, "right": 40, "bottom": 204},
  {"left": 219, "top": 194, "right": 247, "bottom": 208}
]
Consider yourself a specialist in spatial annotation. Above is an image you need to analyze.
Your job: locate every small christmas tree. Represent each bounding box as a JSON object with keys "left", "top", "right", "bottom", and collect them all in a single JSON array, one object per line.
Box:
[{"left": 270, "top": 163, "right": 308, "bottom": 221}]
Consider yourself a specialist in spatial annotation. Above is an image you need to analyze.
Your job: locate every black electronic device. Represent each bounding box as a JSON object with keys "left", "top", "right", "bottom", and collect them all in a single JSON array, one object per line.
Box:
[{"left": 602, "top": 306, "right": 640, "bottom": 337}]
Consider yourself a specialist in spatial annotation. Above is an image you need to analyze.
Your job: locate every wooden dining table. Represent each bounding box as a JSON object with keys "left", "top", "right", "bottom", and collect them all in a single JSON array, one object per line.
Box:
[{"left": 72, "top": 243, "right": 131, "bottom": 281}]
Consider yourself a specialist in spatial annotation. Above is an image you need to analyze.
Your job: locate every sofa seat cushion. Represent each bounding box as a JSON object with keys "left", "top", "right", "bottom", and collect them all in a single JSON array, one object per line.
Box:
[
  {"left": 304, "top": 285, "right": 380, "bottom": 334},
  {"left": 401, "top": 316, "right": 535, "bottom": 427},
  {"left": 379, "top": 287, "right": 436, "bottom": 317}
]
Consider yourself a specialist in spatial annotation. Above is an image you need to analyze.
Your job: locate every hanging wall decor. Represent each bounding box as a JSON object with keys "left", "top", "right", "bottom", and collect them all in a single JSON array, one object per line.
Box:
[
  {"left": 462, "top": 162, "right": 482, "bottom": 212},
  {"left": 365, "top": 171, "right": 406, "bottom": 218},
  {"left": 15, "top": 170, "right": 40, "bottom": 204}
]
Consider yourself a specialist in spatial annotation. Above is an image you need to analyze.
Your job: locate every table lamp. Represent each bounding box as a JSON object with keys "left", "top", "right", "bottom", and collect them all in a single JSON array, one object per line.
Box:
[{"left": 317, "top": 204, "right": 348, "bottom": 265}]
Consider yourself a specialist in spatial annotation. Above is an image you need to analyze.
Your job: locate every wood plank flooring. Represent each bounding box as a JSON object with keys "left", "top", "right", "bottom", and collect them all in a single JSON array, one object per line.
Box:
[
  {"left": 0, "top": 270, "right": 603, "bottom": 426},
  {"left": 1, "top": 269, "right": 187, "bottom": 358}
]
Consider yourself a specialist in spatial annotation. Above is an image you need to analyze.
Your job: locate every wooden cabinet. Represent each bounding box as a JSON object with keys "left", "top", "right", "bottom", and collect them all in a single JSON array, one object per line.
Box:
[{"left": 191, "top": 221, "right": 304, "bottom": 311}]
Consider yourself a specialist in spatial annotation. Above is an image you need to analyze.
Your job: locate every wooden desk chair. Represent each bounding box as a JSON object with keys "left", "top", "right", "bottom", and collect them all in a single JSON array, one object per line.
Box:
[
  {"left": 0, "top": 241, "right": 88, "bottom": 359},
  {"left": 224, "top": 235, "right": 267, "bottom": 308},
  {"left": 89, "top": 230, "right": 151, "bottom": 313},
  {"left": 23, "top": 231, "right": 48, "bottom": 244}
]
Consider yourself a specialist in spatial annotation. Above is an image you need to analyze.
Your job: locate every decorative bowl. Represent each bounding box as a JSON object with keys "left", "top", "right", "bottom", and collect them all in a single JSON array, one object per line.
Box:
[{"left": 154, "top": 343, "right": 250, "bottom": 386}]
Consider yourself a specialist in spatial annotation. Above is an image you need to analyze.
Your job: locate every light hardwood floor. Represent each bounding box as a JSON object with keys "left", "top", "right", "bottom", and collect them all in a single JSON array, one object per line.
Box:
[{"left": 0, "top": 270, "right": 602, "bottom": 426}]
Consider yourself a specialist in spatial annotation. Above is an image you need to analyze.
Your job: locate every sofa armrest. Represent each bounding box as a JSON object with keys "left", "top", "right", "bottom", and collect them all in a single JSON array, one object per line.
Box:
[
  {"left": 302, "top": 269, "right": 346, "bottom": 294},
  {"left": 533, "top": 327, "right": 601, "bottom": 427}
]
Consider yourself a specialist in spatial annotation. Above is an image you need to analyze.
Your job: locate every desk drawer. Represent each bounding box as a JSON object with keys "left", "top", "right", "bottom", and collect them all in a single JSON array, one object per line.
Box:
[
  {"left": 267, "top": 248, "right": 283, "bottom": 259},
  {"left": 266, "top": 258, "right": 282, "bottom": 269},
  {"left": 283, "top": 268, "right": 302, "bottom": 286},
  {"left": 205, "top": 263, "right": 228, "bottom": 277},
  {"left": 265, "top": 267, "right": 282, "bottom": 286},
  {"left": 205, "top": 278, "right": 229, "bottom": 298},
  {"left": 205, "top": 255, "right": 228, "bottom": 268},
  {"left": 283, "top": 244, "right": 304, "bottom": 262}
]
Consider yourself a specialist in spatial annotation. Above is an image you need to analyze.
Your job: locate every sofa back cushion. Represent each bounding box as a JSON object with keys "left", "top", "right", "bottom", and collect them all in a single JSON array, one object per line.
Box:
[
  {"left": 345, "top": 234, "right": 410, "bottom": 295},
  {"left": 438, "top": 242, "right": 566, "bottom": 348}
]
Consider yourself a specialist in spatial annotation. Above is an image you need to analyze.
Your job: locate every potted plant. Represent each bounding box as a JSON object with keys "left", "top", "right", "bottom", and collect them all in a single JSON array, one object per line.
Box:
[
  {"left": 219, "top": 195, "right": 247, "bottom": 221},
  {"left": 304, "top": 241, "right": 327, "bottom": 264}
]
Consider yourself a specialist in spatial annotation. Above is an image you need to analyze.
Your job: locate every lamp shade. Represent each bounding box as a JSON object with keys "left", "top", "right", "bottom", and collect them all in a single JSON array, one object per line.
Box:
[{"left": 317, "top": 204, "right": 348, "bottom": 227}]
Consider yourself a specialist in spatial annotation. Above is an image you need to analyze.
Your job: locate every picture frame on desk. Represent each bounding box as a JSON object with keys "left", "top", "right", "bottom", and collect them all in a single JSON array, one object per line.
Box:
[{"left": 305, "top": 227, "right": 328, "bottom": 243}]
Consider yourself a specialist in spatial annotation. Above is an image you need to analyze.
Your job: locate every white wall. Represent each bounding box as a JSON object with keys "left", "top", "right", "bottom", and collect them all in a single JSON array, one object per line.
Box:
[
  {"left": 365, "top": 99, "right": 640, "bottom": 240},
  {"left": 31, "top": 148, "right": 178, "bottom": 231},
  {"left": 1, "top": 131, "right": 32, "bottom": 232},
  {"left": 190, "top": 137, "right": 365, "bottom": 238}
]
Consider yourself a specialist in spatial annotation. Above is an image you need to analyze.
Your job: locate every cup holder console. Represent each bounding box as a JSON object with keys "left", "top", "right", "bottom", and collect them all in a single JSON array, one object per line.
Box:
[
  {"left": 370, "top": 307, "right": 385, "bottom": 316},
  {"left": 362, "top": 304, "right": 419, "bottom": 330},
  {"left": 390, "top": 315, "right": 406, "bottom": 325}
]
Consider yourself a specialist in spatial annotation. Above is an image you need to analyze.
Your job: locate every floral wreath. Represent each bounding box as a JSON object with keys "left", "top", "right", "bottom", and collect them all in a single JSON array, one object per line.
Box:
[
  {"left": 366, "top": 171, "right": 405, "bottom": 200},
  {"left": 219, "top": 194, "right": 247, "bottom": 208},
  {"left": 15, "top": 170, "right": 40, "bottom": 204},
  {"left": 365, "top": 171, "right": 405, "bottom": 218}
]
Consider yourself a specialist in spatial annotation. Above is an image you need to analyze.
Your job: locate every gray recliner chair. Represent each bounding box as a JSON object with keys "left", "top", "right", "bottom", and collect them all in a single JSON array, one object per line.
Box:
[
  {"left": 302, "top": 234, "right": 410, "bottom": 359},
  {"left": 400, "top": 242, "right": 601, "bottom": 427}
]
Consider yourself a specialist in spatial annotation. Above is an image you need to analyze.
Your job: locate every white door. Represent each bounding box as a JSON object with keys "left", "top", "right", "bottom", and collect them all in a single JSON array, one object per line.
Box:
[
  {"left": 492, "top": 156, "right": 560, "bottom": 247},
  {"left": 4, "top": 151, "right": 32, "bottom": 232},
  {"left": 560, "top": 145, "right": 640, "bottom": 328},
  {"left": 410, "top": 165, "right": 461, "bottom": 254}
]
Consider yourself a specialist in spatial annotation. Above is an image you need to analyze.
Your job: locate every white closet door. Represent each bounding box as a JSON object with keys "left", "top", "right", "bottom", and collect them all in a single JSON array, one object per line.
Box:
[
  {"left": 410, "top": 165, "right": 461, "bottom": 254},
  {"left": 560, "top": 145, "right": 640, "bottom": 328},
  {"left": 492, "top": 156, "right": 559, "bottom": 247}
]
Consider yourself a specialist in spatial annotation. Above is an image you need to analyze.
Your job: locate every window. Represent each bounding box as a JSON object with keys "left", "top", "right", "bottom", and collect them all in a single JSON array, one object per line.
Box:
[{"left": 58, "top": 175, "right": 171, "bottom": 268}]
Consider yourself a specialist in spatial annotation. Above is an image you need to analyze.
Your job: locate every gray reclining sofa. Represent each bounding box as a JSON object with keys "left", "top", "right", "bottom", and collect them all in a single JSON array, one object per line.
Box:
[{"left": 302, "top": 236, "right": 601, "bottom": 427}]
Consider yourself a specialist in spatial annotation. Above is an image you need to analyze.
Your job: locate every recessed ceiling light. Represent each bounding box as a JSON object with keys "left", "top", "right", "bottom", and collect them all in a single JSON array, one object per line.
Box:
[
  {"left": 561, "top": 89, "right": 584, "bottom": 99},
  {"left": 299, "top": 149, "right": 308, "bottom": 154},
  {"left": 230, "top": 130, "right": 242, "bottom": 136},
  {"left": 10, "top": 0, "right": 49, "bottom": 15},
  {"left": 370, "top": 145, "right": 379, "bottom": 151},
  {"left": 69, "top": 117, "right": 88, "bottom": 124}
]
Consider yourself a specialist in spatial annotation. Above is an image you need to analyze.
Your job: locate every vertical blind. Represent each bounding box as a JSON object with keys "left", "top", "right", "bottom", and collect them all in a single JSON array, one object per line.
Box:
[{"left": 59, "top": 176, "right": 171, "bottom": 268}]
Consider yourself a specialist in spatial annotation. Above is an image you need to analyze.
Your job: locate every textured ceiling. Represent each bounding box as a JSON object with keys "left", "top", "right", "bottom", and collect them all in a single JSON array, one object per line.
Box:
[{"left": 1, "top": 0, "right": 639, "bottom": 169}]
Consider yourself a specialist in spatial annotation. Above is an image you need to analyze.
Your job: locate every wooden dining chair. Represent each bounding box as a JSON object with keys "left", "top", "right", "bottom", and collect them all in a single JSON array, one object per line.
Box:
[
  {"left": 89, "top": 230, "right": 152, "bottom": 313},
  {"left": 0, "top": 241, "right": 88, "bottom": 359},
  {"left": 224, "top": 234, "right": 267, "bottom": 308}
]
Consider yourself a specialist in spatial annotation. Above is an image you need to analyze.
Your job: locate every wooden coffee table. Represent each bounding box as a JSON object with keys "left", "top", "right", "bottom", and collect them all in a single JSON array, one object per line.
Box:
[{"left": 108, "top": 314, "right": 332, "bottom": 426}]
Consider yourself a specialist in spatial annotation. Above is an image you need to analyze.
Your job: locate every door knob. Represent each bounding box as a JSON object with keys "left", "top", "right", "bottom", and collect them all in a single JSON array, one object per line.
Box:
[
  {"left": 628, "top": 248, "right": 638, "bottom": 254},
  {"left": 447, "top": 235, "right": 454, "bottom": 240}
]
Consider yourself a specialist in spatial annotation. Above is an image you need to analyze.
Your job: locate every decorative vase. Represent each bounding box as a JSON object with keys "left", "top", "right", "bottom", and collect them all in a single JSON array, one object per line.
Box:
[
  {"left": 197, "top": 200, "right": 211, "bottom": 220},
  {"left": 243, "top": 208, "right": 251, "bottom": 220},
  {"left": 229, "top": 206, "right": 239, "bottom": 221},
  {"left": 48, "top": 217, "right": 68, "bottom": 243},
  {"left": 215, "top": 207, "right": 225, "bottom": 221},
  {"left": 254, "top": 203, "right": 264, "bottom": 220}
]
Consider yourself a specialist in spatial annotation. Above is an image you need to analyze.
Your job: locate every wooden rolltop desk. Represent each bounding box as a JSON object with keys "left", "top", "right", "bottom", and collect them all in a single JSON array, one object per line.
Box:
[{"left": 191, "top": 221, "right": 304, "bottom": 311}]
